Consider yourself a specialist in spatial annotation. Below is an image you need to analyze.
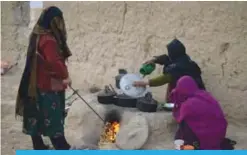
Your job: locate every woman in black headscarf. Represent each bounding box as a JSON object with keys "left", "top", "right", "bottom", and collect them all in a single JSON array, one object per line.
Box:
[
  {"left": 133, "top": 39, "right": 205, "bottom": 102},
  {"left": 15, "top": 6, "right": 72, "bottom": 150}
]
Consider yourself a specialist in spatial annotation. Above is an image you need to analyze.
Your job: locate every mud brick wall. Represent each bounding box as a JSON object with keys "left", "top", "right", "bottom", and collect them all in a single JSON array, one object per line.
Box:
[
  {"left": 16, "top": 1, "right": 247, "bottom": 122},
  {"left": 1, "top": 1, "right": 30, "bottom": 64}
]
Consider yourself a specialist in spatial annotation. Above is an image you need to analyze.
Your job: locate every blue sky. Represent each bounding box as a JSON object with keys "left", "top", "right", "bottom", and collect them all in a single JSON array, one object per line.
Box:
[{"left": 30, "top": 1, "right": 43, "bottom": 8}]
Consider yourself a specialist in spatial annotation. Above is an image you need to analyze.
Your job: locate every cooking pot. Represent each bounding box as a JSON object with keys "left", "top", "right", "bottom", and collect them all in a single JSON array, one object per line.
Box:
[
  {"left": 97, "top": 86, "right": 117, "bottom": 104},
  {"left": 119, "top": 73, "right": 148, "bottom": 98},
  {"left": 114, "top": 94, "right": 137, "bottom": 108},
  {"left": 97, "top": 92, "right": 117, "bottom": 104},
  {"left": 115, "top": 69, "right": 128, "bottom": 89},
  {"left": 136, "top": 98, "right": 158, "bottom": 112}
]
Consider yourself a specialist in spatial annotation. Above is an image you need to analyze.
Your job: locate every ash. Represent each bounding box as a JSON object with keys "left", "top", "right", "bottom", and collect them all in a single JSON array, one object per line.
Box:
[{"left": 104, "top": 109, "right": 122, "bottom": 124}]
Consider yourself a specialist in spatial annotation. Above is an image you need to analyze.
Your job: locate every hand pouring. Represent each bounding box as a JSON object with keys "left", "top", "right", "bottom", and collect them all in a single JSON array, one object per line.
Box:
[{"left": 119, "top": 73, "right": 148, "bottom": 98}]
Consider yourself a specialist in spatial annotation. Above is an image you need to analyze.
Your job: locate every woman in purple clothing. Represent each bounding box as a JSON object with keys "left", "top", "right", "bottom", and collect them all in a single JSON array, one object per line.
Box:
[{"left": 170, "top": 76, "right": 236, "bottom": 150}]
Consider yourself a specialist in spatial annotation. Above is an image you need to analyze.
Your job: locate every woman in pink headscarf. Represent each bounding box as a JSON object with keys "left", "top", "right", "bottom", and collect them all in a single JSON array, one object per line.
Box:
[{"left": 170, "top": 76, "right": 236, "bottom": 150}]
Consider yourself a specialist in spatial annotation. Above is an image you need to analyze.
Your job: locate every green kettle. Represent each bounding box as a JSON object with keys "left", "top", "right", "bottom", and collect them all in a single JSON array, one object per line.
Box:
[{"left": 139, "top": 63, "right": 156, "bottom": 76}]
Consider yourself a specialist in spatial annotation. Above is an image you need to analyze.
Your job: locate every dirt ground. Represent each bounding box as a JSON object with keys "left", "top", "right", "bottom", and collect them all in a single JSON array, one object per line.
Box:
[{"left": 1, "top": 67, "right": 247, "bottom": 155}]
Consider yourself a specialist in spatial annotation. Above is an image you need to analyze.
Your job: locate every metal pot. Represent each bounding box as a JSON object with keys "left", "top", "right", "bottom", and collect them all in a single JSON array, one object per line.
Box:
[
  {"left": 97, "top": 92, "right": 117, "bottom": 105},
  {"left": 114, "top": 94, "right": 137, "bottom": 108},
  {"left": 97, "top": 86, "right": 117, "bottom": 104},
  {"left": 115, "top": 69, "right": 127, "bottom": 89},
  {"left": 136, "top": 95, "right": 158, "bottom": 112},
  {"left": 163, "top": 103, "right": 174, "bottom": 112}
]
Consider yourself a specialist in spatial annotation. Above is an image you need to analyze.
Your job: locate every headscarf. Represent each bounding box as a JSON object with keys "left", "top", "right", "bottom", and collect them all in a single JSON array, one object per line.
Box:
[
  {"left": 15, "top": 6, "right": 72, "bottom": 117},
  {"left": 33, "top": 6, "right": 71, "bottom": 58},
  {"left": 163, "top": 39, "right": 205, "bottom": 90},
  {"left": 170, "top": 76, "right": 227, "bottom": 150}
]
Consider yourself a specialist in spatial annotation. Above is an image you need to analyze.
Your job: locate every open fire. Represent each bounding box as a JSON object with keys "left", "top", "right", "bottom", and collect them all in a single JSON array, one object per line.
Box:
[
  {"left": 100, "top": 121, "right": 120, "bottom": 143},
  {"left": 99, "top": 109, "right": 121, "bottom": 144}
]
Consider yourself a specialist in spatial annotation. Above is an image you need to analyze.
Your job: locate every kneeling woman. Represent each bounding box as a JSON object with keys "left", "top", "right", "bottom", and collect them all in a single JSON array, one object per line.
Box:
[{"left": 170, "top": 76, "right": 235, "bottom": 150}]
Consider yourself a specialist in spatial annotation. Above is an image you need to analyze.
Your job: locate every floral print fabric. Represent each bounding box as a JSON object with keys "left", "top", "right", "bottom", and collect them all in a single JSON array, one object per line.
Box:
[{"left": 23, "top": 90, "right": 66, "bottom": 137}]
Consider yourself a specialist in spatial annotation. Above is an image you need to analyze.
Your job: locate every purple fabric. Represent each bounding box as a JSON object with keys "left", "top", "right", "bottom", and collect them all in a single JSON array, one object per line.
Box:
[{"left": 169, "top": 76, "right": 227, "bottom": 150}]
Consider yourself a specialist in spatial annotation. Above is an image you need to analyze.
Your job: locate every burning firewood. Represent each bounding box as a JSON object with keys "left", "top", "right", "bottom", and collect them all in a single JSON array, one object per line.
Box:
[
  {"left": 99, "top": 109, "right": 121, "bottom": 147},
  {"left": 99, "top": 121, "right": 120, "bottom": 144}
]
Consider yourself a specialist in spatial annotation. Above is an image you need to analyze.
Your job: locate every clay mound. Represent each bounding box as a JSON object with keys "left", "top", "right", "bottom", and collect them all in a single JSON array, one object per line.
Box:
[
  {"left": 116, "top": 114, "right": 149, "bottom": 150},
  {"left": 65, "top": 93, "right": 177, "bottom": 149}
]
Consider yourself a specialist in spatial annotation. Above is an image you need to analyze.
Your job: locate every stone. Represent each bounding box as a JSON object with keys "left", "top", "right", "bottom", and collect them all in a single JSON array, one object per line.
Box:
[{"left": 115, "top": 114, "right": 149, "bottom": 150}]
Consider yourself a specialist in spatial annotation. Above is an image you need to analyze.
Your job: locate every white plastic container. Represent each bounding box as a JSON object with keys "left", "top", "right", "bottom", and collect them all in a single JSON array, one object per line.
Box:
[
  {"left": 174, "top": 139, "right": 184, "bottom": 150},
  {"left": 119, "top": 73, "right": 148, "bottom": 98}
]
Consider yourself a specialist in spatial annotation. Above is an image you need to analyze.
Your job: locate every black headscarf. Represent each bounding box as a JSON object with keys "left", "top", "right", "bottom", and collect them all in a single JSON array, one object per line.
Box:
[
  {"left": 163, "top": 39, "right": 205, "bottom": 89},
  {"left": 33, "top": 6, "right": 71, "bottom": 58}
]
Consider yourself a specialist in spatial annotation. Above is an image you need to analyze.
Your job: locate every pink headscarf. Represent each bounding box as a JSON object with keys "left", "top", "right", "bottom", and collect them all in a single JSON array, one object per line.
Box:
[{"left": 170, "top": 76, "right": 227, "bottom": 150}]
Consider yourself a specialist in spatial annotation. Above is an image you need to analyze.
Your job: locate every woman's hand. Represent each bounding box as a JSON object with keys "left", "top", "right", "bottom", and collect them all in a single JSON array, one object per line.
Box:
[
  {"left": 132, "top": 81, "right": 149, "bottom": 87},
  {"left": 63, "top": 77, "right": 72, "bottom": 86},
  {"left": 143, "top": 59, "right": 156, "bottom": 65}
]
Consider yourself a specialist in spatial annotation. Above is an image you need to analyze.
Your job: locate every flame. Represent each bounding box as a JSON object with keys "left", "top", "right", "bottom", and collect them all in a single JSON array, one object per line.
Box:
[{"left": 103, "top": 121, "right": 120, "bottom": 143}]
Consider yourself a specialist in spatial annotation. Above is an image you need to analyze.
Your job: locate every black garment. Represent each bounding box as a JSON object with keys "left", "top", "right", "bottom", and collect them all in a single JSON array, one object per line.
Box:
[
  {"left": 167, "top": 39, "right": 186, "bottom": 61},
  {"left": 31, "top": 135, "right": 71, "bottom": 150},
  {"left": 175, "top": 121, "right": 236, "bottom": 150},
  {"left": 163, "top": 39, "right": 205, "bottom": 90},
  {"left": 50, "top": 136, "right": 71, "bottom": 150},
  {"left": 175, "top": 121, "right": 200, "bottom": 150},
  {"left": 31, "top": 136, "right": 49, "bottom": 150},
  {"left": 221, "top": 138, "right": 236, "bottom": 150},
  {"left": 153, "top": 54, "right": 171, "bottom": 67}
]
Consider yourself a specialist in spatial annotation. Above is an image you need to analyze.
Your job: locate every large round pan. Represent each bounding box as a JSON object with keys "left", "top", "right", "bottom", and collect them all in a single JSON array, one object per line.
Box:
[
  {"left": 136, "top": 98, "right": 158, "bottom": 112},
  {"left": 97, "top": 92, "right": 117, "bottom": 105},
  {"left": 114, "top": 94, "right": 137, "bottom": 108}
]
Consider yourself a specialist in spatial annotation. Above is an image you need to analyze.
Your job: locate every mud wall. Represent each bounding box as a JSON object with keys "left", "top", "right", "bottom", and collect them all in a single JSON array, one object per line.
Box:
[
  {"left": 1, "top": 1, "right": 30, "bottom": 64},
  {"left": 22, "top": 1, "right": 247, "bottom": 122},
  {"left": 29, "top": 8, "right": 42, "bottom": 28}
]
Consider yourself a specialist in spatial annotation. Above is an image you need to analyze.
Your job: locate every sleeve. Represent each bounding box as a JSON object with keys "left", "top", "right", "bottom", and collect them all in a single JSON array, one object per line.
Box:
[
  {"left": 40, "top": 39, "right": 69, "bottom": 80},
  {"left": 153, "top": 54, "right": 171, "bottom": 66},
  {"left": 148, "top": 73, "right": 173, "bottom": 87}
]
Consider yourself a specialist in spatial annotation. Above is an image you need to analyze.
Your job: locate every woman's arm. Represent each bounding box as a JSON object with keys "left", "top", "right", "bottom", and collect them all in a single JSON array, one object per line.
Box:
[
  {"left": 148, "top": 73, "right": 173, "bottom": 87},
  {"left": 144, "top": 54, "right": 170, "bottom": 66},
  {"left": 133, "top": 73, "right": 172, "bottom": 87},
  {"left": 153, "top": 54, "right": 171, "bottom": 66}
]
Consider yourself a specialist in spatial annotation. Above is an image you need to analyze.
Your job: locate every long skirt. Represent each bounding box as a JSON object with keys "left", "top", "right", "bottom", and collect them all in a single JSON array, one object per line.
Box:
[{"left": 22, "top": 89, "right": 66, "bottom": 137}]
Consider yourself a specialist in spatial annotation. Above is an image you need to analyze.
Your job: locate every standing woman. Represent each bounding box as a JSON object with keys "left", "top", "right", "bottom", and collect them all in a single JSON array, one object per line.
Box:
[
  {"left": 15, "top": 6, "right": 72, "bottom": 150},
  {"left": 133, "top": 39, "right": 205, "bottom": 102}
]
